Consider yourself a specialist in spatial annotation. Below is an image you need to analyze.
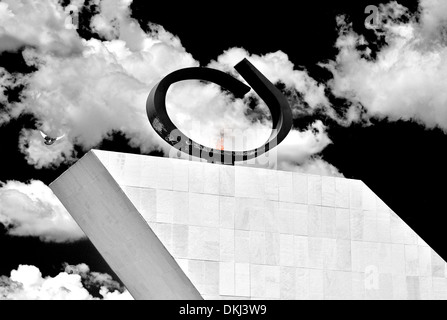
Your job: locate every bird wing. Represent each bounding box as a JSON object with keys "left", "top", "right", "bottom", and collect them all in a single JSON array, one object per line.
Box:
[
  {"left": 56, "top": 134, "right": 66, "bottom": 141},
  {"left": 39, "top": 131, "right": 47, "bottom": 139}
]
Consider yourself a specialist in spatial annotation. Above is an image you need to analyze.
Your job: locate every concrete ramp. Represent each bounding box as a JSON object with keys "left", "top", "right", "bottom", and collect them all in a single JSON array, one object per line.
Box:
[{"left": 50, "top": 151, "right": 202, "bottom": 300}]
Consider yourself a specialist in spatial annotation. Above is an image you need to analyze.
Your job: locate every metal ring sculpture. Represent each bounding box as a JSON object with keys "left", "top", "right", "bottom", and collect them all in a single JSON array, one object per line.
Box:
[{"left": 146, "top": 58, "right": 292, "bottom": 164}]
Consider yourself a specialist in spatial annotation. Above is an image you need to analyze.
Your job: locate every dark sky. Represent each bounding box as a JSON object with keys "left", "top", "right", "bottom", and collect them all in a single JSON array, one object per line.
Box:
[{"left": 2, "top": 0, "right": 447, "bottom": 285}]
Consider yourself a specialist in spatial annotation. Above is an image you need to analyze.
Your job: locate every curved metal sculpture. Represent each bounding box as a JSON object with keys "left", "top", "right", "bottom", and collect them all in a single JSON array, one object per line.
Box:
[{"left": 146, "top": 58, "right": 292, "bottom": 164}]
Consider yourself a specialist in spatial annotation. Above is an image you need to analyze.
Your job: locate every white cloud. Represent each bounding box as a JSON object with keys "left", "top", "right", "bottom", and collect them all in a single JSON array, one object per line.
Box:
[
  {"left": 0, "top": 0, "right": 84, "bottom": 55},
  {"left": 8, "top": 0, "right": 198, "bottom": 167},
  {"left": 325, "top": 0, "right": 447, "bottom": 132},
  {"left": 0, "top": 68, "right": 10, "bottom": 104},
  {"left": 167, "top": 49, "right": 337, "bottom": 176},
  {"left": 0, "top": 264, "right": 133, "bottom": 300},
  {"left": 0, "top": 180, "right": 85, "bottom": 242},
  {"left": 0, "top": 67, "right": 26, "bottom": 125},
  {"left": 90, "top": 0, "right": 147, "bottom": 51},
  {"left": 208, "top": 47, "right": 330, "bottom": 110},
  {"left": 276, "top": 121, "right": 332, "bottom": 164},
  {"left": 18, "top": 129, "right": 77, "bottom": 169},
  {"left": 274, "top": 121, "right": 343, "bottom": 177},
  {"left": 0, "top": 0, "right": 339, "bottom": 176},
  {"left": 278, "top": 157, "right": 344, "bottom": 177},
  {"left": 419, "top": 0, "right": 447, "bottom": 40}
]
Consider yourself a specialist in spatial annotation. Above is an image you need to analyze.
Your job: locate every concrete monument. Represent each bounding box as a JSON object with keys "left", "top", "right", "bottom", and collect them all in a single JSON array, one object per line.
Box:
[
  {"left": 50, "top": 59, "right": 447, "bottom": 300},
  {"left": 50, "top": 150, "right": 447, "bottom": 300}
]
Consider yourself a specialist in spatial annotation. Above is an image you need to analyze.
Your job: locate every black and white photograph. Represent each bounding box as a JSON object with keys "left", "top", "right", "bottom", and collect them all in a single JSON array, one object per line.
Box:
[{"left": 1, "top": 0, "right": 447, "bottom": 303}]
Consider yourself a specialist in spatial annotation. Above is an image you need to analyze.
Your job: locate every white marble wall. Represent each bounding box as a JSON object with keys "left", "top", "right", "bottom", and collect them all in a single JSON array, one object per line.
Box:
[{"left": 93, "top": 150, "right": 447, "bottom": 300}]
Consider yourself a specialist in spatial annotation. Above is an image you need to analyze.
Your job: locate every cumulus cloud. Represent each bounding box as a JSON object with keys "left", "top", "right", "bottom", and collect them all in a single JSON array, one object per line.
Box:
[
  {"left": 90, "top": 0, "right": 147, "bottom": 51},
  {"left": 0, "top": 0, "right": 84, "bottom": 55},
  {"left": 0, "top": 67, "right": 26, "bottom": 125},
  {"left": 18, "top": 129, "right": 77, "bottom": 169},
  {"left": 15, "top": 30, "right": 196, "bottom": 166},
  {"left": 0, "top": 0, "right": 341, "bottom": 176},
  {"left": 5, "top": 0, "right": 198, "bottom": 167},
  {"left": 0, "top": 264, "right": 133, "bottom": 300},
  {"left": 201, "top": 48, "right": 340, "bottom": 176},
  {"left": 8, "top": 0, "right": 447, "bottom": 176},
  {"left": 279, "top": 157, "right": 344, "bottom": 177},
  {"left": 419, "top": 0, "right": 447, "bottom": 40},
  {"left": 276, "top": 121, "right": 332, "bottom": 164},
  {"left": 208, "top": 47, "right": 330, "bottom": 110},
  {"left": 324, "top": 0, "right": 447, "bottom": 132},
  {"left": 0, "top": 68, "right": 11, "bottom": 104},
  {"left": 275, "top": 121, "right": 343, "bottom": 177},
  {"left": 0, "top": 180, "right": 85, "bottom": 242}
]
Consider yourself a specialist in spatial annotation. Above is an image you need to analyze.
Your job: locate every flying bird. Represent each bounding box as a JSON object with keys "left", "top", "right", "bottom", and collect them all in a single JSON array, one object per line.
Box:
[{"left": 40, "top": 131, "right": 65, "bottom": 146}]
